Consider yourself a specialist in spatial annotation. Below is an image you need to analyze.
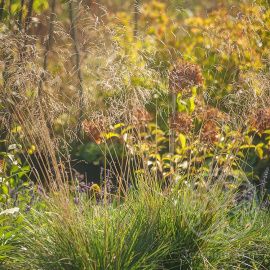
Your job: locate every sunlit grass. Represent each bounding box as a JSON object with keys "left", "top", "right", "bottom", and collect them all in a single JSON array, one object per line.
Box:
[{"left": 5, "top": 178, "right": 269, "bottom": 270}]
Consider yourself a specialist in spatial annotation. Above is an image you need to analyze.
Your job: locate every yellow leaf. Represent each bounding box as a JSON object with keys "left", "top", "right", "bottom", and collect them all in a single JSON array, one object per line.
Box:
[
  {"left": 11, "top": 126, "right": 22, "bottom": 133},
  {"left": 178, "top": 133, "right": 186, "bottom": 149},
  {"left": 255, "top": 146, "right": 264, "bottom": 159},
  {"left": 102, "top": 132, "right": 120, "bottom": 140},
  {"left": 114, "top": 123, "right": 125, "bottom": 129}
]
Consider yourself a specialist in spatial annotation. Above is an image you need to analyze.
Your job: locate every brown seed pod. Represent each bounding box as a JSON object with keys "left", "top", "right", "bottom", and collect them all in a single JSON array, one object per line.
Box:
[
  {"left": 169, "top": 61, "right": 203, "bottom": 94},
  {"left": 169, "top": 112, "right": 193, "bottom": 134},
  {"left": 250, "top": 108, "right": 270, "bottom": 132}
]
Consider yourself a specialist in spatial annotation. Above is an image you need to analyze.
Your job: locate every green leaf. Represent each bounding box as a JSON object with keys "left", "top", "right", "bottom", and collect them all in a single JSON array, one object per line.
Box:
[
  {"left": 178, "top": 133, "right": 186, "bottom": 149},
  {"left": 177, "top": 100, "right": 187, "bottom": 112},
  {"left": 263, "top": 130, "right": 270, "bottom": 135},
  {"left": 240, "top": 145, "right": 255, "bottom": 149},
  {"left": 10, "top": 165, "right": 20, "bottom": 175},
  {"left": 33, "top": 0, "right": 49, "bottom": 13},
  {"left": 1, "top": 185, "right": 9, "bottom": 195},
  {"left": 187, "top": 96, "right": 195, "bottom": 113},
  {"left": 255, "top": 146, "right": 264, "bottom": 159}
]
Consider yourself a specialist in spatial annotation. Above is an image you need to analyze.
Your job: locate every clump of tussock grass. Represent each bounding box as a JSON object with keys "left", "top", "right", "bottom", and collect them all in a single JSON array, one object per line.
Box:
[
  {"left": 0, "top": 211, "right": 23, "bottom": 268},
  {"left": 8, "top": 177, "right": 270, "bottom": 270}
]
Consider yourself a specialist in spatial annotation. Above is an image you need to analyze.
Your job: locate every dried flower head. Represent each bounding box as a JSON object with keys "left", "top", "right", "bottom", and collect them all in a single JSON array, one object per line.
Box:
[
  {"left": 198, "top": 107, "right": 229, "bottom": 123},
  {"left": 169, "top": 112, "right": 193, "bottom": 134},
  {"left": 169, "top": 61, "right": 203, "bottom": 93},
  {"left": 82, "top": 119, "right": 106, "bottom": 144},
  {"left": 131, "top": 106, "right": 153, "bottom": 125},
  {"left": 201, "top": 120, "right": 220, "bottom": 144},
  {"left": 250, "top": 108, "right": 270, "bottom": 132}
]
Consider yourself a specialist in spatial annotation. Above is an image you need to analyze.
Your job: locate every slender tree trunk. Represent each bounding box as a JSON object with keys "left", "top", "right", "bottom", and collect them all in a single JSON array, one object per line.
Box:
[
  {"left": 0, "top": 0, "right": 5, "bottom": 21},
  {"left": 134, "top": 0, "right": 140, "bottom": 38},
  {"left": 17, "top": 0, "right": 24, "bottom": 30},
  {"left": 19, "top": 0, "right": 34, "bottom": 64},
  {"left": 38, "top": 0, "right": 56, "bottom": 98},
  {"left": 69, "top": 0, "right": 85, "bottom": 135},
  {"left": 37, "top": 0, "right": 56, "bottom": 133},
  {"left": 7, "top": 0, "right": 12, "bottom": 27},
  {"left": 24, "top": 0, "right": 34, "bottom": 33}
]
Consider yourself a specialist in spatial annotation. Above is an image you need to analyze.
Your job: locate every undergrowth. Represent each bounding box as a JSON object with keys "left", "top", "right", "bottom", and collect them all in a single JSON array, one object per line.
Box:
[{"left": 3, "top": 179, "right": 269, "bottom": 270}]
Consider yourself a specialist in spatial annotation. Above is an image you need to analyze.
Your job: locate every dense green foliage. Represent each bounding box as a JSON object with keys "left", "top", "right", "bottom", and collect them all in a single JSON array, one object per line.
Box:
[{"left": 3, "top": 180, "right": 270, "bottom": 269}]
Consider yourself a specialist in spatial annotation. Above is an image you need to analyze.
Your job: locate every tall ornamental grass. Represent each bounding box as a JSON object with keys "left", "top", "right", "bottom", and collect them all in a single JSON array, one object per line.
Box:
[{"left": 8, "top": 179, "right": 270, "bottom": 270}]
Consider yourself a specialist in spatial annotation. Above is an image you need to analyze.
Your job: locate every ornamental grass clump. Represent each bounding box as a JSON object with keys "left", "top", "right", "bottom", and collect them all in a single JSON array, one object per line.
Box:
[
  {"left": 16, "top": 184, "right": 170, "bottom": 270},
  {"left": 0, "top": 212, "right": 22, "bottom": 268},
  {"left": 11, "top": 176, "right": 270, "bottom": 270}
]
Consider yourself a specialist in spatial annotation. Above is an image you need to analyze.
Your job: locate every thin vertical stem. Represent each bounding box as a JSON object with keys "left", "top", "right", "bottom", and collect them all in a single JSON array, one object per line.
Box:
[
  {"left": 19, "top": 0, "right": 34, "bottom": 67},
  {"left": 8, "top": 0, "right": 12, "bottom": 28},
  {"left": 0, "top": 0, "right": 5, "bottom": 21},
  {"left": 169, "top": 93, "right": 176, "bottom": 183},
  {"left": 103, "top": 146, "right": 108, "bottom": 267},
  {"left": 68, "top": 0, "right": 85, "bottom": 135},
  {"left": 37, "top": 0, "right": 56, "bottom": 133},
  {"left": 17, "top": 0, "right": 24, "bottom": 30},
  {"left": 155, "top": 96, "right": 158, "bottom": 183},
  {"left": 24, "top": 0, "right": 34, "bottom": 33},
  {"left": 38, "top": 0, "right": 56, "bottom": 98},
  {"left": 134, "top": 0, "right": 140, "bottom": 38}
]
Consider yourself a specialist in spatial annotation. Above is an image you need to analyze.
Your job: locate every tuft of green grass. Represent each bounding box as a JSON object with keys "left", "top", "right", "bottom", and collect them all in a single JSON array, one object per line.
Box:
[
  {"left": 0, "top": 209, "right": 23, "bottom": 269},
  {"left": 6, "top": 178, "right": 270, "bottom": 270}
]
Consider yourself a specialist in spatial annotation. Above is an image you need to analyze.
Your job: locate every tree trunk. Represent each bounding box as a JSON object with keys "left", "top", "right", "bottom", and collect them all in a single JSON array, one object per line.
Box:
[
  {"left": 69, "top": 0, "right": 85, "bottom": 135},
  {"left": 0, "top": 0, "right": 5, "bottom": 21},
  {"left": 17, "top": 0, "right": 25, "bottom": 30},
  {"left": 24, "top": 0, "right": 34, "bottom": 33},
  {"left": 134, "top": 0, "right": 140, "bottom": 38},
  {"left": 38, "top": 0, "right": 56, "bottom": 97}
]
